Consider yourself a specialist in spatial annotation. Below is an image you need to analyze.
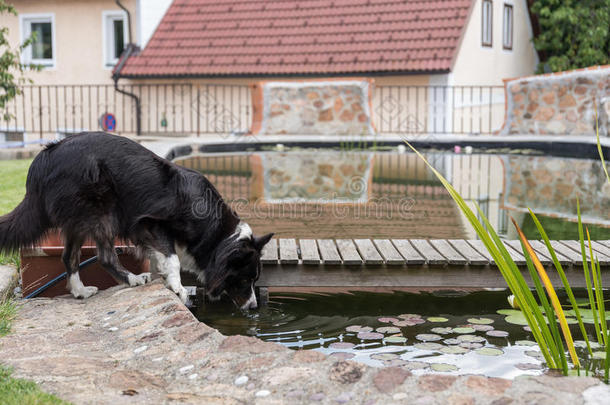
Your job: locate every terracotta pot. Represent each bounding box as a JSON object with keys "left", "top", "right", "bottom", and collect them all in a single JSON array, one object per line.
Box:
[{"left": 20, "top": 230, "right": 149, "bottom": 298}]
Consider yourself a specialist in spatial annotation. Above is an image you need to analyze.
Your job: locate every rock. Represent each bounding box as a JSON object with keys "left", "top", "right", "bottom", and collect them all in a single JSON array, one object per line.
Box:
[
  {"left": 318, "top": 109, "right": 333, "bottom": 122},
  {"left": 559, "top": 94, "right": 577, "bottom": 108},
  {"left": 534, "top": 107, "right": 555, "bottom": 121},
  {"left": 340, "top": 110, "right": 354, "bottom": 122},
  {"left": 161, "top": 312, "right": 193, "bottom": 328},
  {"left": 373, "top": 367, "right": 411, "bottom": 393},
  {"left": 219, "top": 335, "right": 283, "bottom": 354},
  {"left": 464, "top": 376, "right": 512, "bottom": 396},
  {"left": 109, "top": 370, "right": 166, "bottom": 390},
  {"left": 582, "top": 384, "right": 610, "bottom": 404},
  {"left": 179, "top": 365, "right": 194, "bottom": 374},
  {"left": 234, "top": 375, "right": 248, "bottom": 386},
  {"left": 293, "top": 350, "right": 326, "bottom": 363},
  {"left": 334, "top": 98, "right": 344, "bottom": 112},
  {"left": 542, "top": 92, "right": 555, "bottom": 105},
  {"left": 334, "top": 392, "right": 352, "bottom": 403},
  {"left": 447, "top": 394, "right": 474, "bottom": 405},
  {"left": 263, "top": 367, "right": 316, "bottom": 386},
  {"left": 310, "top": 392, "right": 326, "bottom": 401},
  {"left": 417, "top": 375, "right": 457, "bottom": 392},
  {"left": 255, "top": 390, "right": 271, "bottom": 398},
  {"left": 329, "top": 361, "right": 365, "bottom": 384}
]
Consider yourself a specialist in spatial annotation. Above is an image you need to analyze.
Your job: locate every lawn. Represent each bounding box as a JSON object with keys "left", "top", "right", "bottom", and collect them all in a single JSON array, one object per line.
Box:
[{"left": 0, "top": 159, "right": 31, "bottom": 266}]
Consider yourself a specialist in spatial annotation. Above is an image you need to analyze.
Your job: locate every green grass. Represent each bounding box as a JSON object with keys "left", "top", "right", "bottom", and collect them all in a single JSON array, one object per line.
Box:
[
  {"left": 0, "top": 366, "right": 69, "bottom": 405},
  {"left": 0, "top": 159, "right": 31, "bottom": 266},
  {"left": 0, "top": 300, "right": 17, "bottom": 337}
]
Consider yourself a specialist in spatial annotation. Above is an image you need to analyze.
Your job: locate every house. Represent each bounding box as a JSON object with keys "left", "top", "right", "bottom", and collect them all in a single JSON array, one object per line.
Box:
[
  {"left": 1, "top": 0, "right": 539, "bottom": 138},
  {"left": 114, "top": 0, "right": 539, "bottom": 136}
]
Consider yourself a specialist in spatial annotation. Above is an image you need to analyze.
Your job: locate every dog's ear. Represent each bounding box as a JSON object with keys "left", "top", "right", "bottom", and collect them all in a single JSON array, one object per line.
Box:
[{"left": 253, "top": 233, "right": 274, "bottom": 251}]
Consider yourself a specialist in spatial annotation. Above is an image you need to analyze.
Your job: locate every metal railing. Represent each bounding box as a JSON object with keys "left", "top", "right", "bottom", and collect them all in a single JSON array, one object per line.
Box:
[{"left": 0, "top": 83, "right": 505, "bottom": 141}]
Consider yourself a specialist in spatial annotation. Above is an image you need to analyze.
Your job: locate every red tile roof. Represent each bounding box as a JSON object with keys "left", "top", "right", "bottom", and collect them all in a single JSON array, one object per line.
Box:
[{"left": 120, "top": 0, "right": 474, "bottom": 78}]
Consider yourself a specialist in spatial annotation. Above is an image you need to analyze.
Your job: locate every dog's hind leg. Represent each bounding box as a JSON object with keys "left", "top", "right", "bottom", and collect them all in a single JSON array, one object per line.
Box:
[
  {"left": 95, "top": 236, "right": 152, "bottom": 287},
  {"left": 63, "top": 234, "right": 98, "bottom": 299}
]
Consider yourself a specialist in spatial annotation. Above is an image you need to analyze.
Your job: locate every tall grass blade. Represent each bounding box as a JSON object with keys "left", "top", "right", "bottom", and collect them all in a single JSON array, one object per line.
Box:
[
  {"left": 594, "top": 101, "right": 610, "bottom": 183},
  {"left": 587, "top": 228, "right": 605, "bottom": 345},
  {"left": 529, "top": 209, "right": 592, "bottom": 355},
  {"left": 512, "top": 219, "right": 580, "bottom": 368}
]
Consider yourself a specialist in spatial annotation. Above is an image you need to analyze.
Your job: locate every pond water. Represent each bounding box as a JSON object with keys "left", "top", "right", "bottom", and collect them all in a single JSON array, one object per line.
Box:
[
  {"left": 193, "top": 289, "right": 609, "bottom": 379},
  {"left": 175, "top": 147, "right": 609, "bottom": 240}
]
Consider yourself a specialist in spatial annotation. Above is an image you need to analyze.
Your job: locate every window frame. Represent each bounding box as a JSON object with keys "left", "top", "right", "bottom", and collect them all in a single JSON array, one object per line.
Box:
[
  {"left": 502, "top": 3, "right": 513, "bottom": 50},
  {"left": 481, "top": 0, "right": 493, "bottom": 48},
  {"left": 19, "top": 13, "right": 56, "bottom": 68},
  {"left": 102, "top": 10, "right": 129, "bottom": 69}
]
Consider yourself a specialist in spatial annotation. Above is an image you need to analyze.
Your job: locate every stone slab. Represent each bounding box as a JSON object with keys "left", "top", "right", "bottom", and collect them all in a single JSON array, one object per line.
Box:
[{"left": 0, "top": 265, "right": 18, "bottom": 301}]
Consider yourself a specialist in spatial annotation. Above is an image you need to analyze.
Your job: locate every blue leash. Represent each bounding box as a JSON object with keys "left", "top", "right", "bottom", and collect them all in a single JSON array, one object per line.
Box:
[{"left": 24, "top": 248, "right": 123, "bottom": 299}]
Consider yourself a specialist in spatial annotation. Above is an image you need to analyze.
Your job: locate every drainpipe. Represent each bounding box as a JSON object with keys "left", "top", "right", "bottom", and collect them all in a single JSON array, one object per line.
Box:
[{"left": 113, "top": 0, "right": 141, "bottom": 135}]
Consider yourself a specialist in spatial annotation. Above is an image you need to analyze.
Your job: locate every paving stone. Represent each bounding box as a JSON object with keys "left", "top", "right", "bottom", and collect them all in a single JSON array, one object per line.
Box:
[
  {"left": 464, "top": 375, "right": 512, "bottom": 396},
  {"left": 417, "top": 375, "right": 457, "bottom": 392}
]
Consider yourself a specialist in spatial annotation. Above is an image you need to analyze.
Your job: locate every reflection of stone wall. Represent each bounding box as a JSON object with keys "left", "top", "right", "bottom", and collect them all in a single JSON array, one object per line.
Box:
[
  {"left": 261, "top": 152, "right": 373, "bottom": 202},
  {"left": 503, "top": 155, "right": 610, "bottom": 225},
  {"left": 250, "top": 79, "right": 375, "bottom": 135},
  {"left": 502, "top": 65, "right": 609, "bottom": 136}
]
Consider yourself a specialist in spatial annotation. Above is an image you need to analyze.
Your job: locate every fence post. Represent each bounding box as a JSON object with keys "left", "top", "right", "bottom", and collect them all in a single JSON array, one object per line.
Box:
[
  {"left": 38, "top": 86, "right": 43, "bottom": 140},
  {"left": 196, "top": 86, "right": 201, "bottom": 137}
]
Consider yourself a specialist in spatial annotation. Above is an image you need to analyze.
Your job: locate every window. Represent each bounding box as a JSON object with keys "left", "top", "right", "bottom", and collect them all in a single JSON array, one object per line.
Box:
[
  {"left": 482, "top": 0, "right": 493, "bottom": 47},
  {"left": 103, "top": 11, "right": 128, "bottom": 67},
  {"left": 503, "top": 4, "right": 513, "bottom": 50},
  {"left": 20, "top": 14, "right": 55, "bottom": 67}
]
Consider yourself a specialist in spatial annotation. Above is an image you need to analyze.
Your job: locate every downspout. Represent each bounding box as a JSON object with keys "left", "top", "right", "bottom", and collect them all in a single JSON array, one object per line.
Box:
[{"left": 113, "top": 0, "right": 141, "bottom": 135}]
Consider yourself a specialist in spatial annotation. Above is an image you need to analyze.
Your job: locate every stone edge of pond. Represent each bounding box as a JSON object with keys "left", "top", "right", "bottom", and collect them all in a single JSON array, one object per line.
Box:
[
  {"left": 0, "top": 265, "right": 18, "bottom": 302},
  {"left": 0, "top": 279, "right": 608, "bottom": 405}
]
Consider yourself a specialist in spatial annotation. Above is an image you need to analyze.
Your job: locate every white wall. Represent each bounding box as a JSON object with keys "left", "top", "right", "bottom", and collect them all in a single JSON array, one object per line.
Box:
[{"left": 136, "top": 0, "right": 173, "bottom": 48}]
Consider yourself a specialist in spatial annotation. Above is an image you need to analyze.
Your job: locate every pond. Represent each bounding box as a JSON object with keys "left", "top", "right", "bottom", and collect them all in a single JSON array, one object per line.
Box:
[
  {"left": 193, "top": 289, "right": 609, "bottom": 379},
  {"left": 175, "top": 147, "right": 610, "bottom": 240}
]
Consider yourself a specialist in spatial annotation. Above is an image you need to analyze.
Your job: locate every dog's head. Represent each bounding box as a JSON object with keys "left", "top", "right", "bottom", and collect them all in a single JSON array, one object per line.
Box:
[{"left": 206, "top": 223, "right": 273, "bottom": 310}]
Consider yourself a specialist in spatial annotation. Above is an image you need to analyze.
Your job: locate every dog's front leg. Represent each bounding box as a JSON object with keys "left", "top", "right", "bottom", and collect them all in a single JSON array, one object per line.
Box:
[{"left": 152, "top": 251, "right": 188, "bottom": 303}]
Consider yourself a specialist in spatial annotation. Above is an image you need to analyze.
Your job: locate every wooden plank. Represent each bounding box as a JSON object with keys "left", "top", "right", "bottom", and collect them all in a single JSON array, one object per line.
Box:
[
  {"left": 586, "top": 241, "right": 610, "bottom": 265},
  {"left": 261, "top": 238, "right": 278, "bottom": 264},
  {"left": 502, "top": 240, "right": 527, "bottom": 266},
  {"left": 525, "top": 240, "right": 556, "bottom": 265},
  {"left": 548, "top": 240, "right": 580, "bottom": 265},
  {"left": 559, "top": 240, "right": 610, "bottom": 265},
  {"left": 373, "top": 239, "right": 405, "bottom": 265},
  {"left": 598, "top": 240, "right": 610, "bottom": 249},
  {"left": 532, "top": 240, "right": 572, "bottom": 265},
  {"left": 299, "top": 239, "right": 321, "bottom": 265},
  {"left": 391, "top": 239, "right": 426, "bottom": 265},
  {"left": 429, "top": 239, "right": 469, "bottom": 265},
  {"left": 279, "top": 239, "right": 299, "bottom": 264},
  {"left": 410, "top": 239, "right": 446, "bottom": 265},
  {"left": 336, "top": 239, "right": 364, "bottom": 265},
  {"left": 466, "top": 240, "right": 495, "bottom": 264},
  {"left": 317, "top": 239, "right": 342, "bottom": 265},
  {"left": 354, "top": 239, "right": 383, "bottom": 265},
  {"left": 448, "top": 239, "right": 489, "bottom": 265}
]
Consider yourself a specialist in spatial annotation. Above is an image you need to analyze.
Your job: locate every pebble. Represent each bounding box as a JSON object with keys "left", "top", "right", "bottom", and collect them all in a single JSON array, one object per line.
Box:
[
  {"left": 152, "top": 357, "right": 163, "bottom": 362},
  {"left": 234, "top": 375, "right": 249, "bottom": 386},
  {"left": 255, "top": 390, "right": 271, "bottom": 398},
  {"left": 246, "top": 383, "right": 255, "bottom": 390},
  {"left": 103, "top": 316, "right": 111, "bottom": 321},
  {"left": 179, "top": 365, "right": 194, "bottom": 374},
  {"left": 133, "top": 345, "right": 148, "bottom": 354},
  {"left": 335, "top": 392, "right": 352, "bottom": 403},
  {"left": 102, "top": 323, "right": 109, "bottom": 327},
  {"left": 108, "top": 327, "right": 118, "bottom": 332},
  {"left": 393, "top": 393, "right": 408, "bottom": 400},
  {"left": 188, "top": 373, "right": 198, "bottom": 380},
  {"left": 310, "top": 392, "right": 326, "bottom": 401}
]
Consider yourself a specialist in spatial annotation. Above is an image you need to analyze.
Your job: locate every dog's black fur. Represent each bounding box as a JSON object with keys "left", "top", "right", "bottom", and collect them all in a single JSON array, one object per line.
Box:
[{"left": 0, "top": 132, "right": 273, "bottom": 308}]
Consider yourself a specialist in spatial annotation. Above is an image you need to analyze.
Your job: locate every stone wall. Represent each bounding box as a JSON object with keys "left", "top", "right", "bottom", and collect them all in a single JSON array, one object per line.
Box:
[
  {"left": 501, "top": 65, "right": 609, "bottom": 136},
  {"left": 250, "top": 79, "right": 376, "bottom": 135},
  {"left": 502, "top": 155, "right": 610, "bottom": 225}
]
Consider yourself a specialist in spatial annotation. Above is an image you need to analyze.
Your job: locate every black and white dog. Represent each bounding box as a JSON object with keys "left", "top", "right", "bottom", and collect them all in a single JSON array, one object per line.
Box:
[{"left": 0, "top": 132, "right": 273, "bottom": 309}]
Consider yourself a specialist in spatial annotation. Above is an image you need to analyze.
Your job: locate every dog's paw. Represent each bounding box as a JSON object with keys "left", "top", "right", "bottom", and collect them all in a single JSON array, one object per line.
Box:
[
  {"left": 167, "top": 284, "right": 189, "bottom": 304},
  {"left": 72, "top": 286, "right": 98, "bottom": 299},
  {"left": 128, "top": 272, "right": 152, "bottom": 287}
]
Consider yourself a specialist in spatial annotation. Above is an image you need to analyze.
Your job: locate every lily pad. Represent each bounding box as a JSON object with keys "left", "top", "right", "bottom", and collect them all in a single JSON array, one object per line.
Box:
[
  {"left": 427, "top": 317, "right": 449, "bottom": 323},
  {"left": 452, "top": 327, "right": 476, "bottom": 334},
  {"left": 346, "top": 325, "right": 373, "bottom": 333},
  {"left": 515, "top": 340, "right": 538, "bottom": 347},
  {"left": 329, "top": 342, "right": 355, "bottom": 349},
  {"left": 391, "top": 321, "right": 412, "bottom": 327},
  {"left": 457, "top": 334, "right": 486, "bottom": 343},
  {"left": 467, "top": 317, "right": 494, "bottom": 325},
  {"left": 497, "top": 309, "right": 522, "bottom": 316},
  {"left": 414, "top": 342, "right": 443, "bottom": 351},
  {"left": 443, "top": 338, "right": 461, "bottom": 345},
  {"left": 459, "top": 342, "right": 483, "bottom": 349},
  {"left": 525, "top": 350, "right": 544, "bottom": 360},
  {"left": 378, "top": 317, "right": 399, "bottom": 324},
  {"left": 416, "top": 333, "right": 442, "bottom": 342},
  {"left": 471, "top": 324, "right": 494, "bottom": 332},
  {"left": 430, "top": 363, "right": 458, "bottom": 372},
  {"left": 371, "top": 353, "right": 400, "bottom": 361},
  {"left": 376, "top": 326, "right": 401, "bottom": 334},
  {"left": 475, "top": 347, "right": 504, "bottom": 356},
  {"left": 402, "top": 361, "right": 430, "bottom": 370},
  {"left": 357, "top": 331, "right": 384, "bottom": 340},
  {"left": 504, "top": 314, "right": 529, "bottom": 326},
  {"left": 430, "top": 327, "right": 453, "bottom": 335},
  {"left": 330, "top": 352, "right": 356, "bottom": 360},
  {"left": 384, "top": 336, "right": 407, "bottom": 344},
  {"left": 486, "top": 330, "right": 509, "bottom": 338},
  {"left": 440, "top": 346, "right": 469, "bottom": 355},
  {"left": 398, "top": 313, "right": 422, "bottom": 319}
]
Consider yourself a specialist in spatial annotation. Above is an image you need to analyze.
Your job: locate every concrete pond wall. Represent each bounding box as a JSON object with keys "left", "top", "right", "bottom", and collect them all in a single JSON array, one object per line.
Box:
[{"left": 501, "top": 65, "right": 610, "bottom": 136}]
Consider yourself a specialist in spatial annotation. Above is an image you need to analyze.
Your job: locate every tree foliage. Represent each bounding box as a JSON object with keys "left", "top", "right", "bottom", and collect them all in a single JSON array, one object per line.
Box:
[
  {"left": 531, "top": 0, "right": 610, "bottom": 73},
  {"left": 0, "top": 0, "right": 39, "bottom": 119}
]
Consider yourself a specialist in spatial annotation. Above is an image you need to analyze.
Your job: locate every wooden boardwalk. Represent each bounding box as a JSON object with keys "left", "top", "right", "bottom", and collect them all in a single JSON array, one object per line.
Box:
[{"left": 255, "top": 239, "right": 610, "bottom": 292}]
